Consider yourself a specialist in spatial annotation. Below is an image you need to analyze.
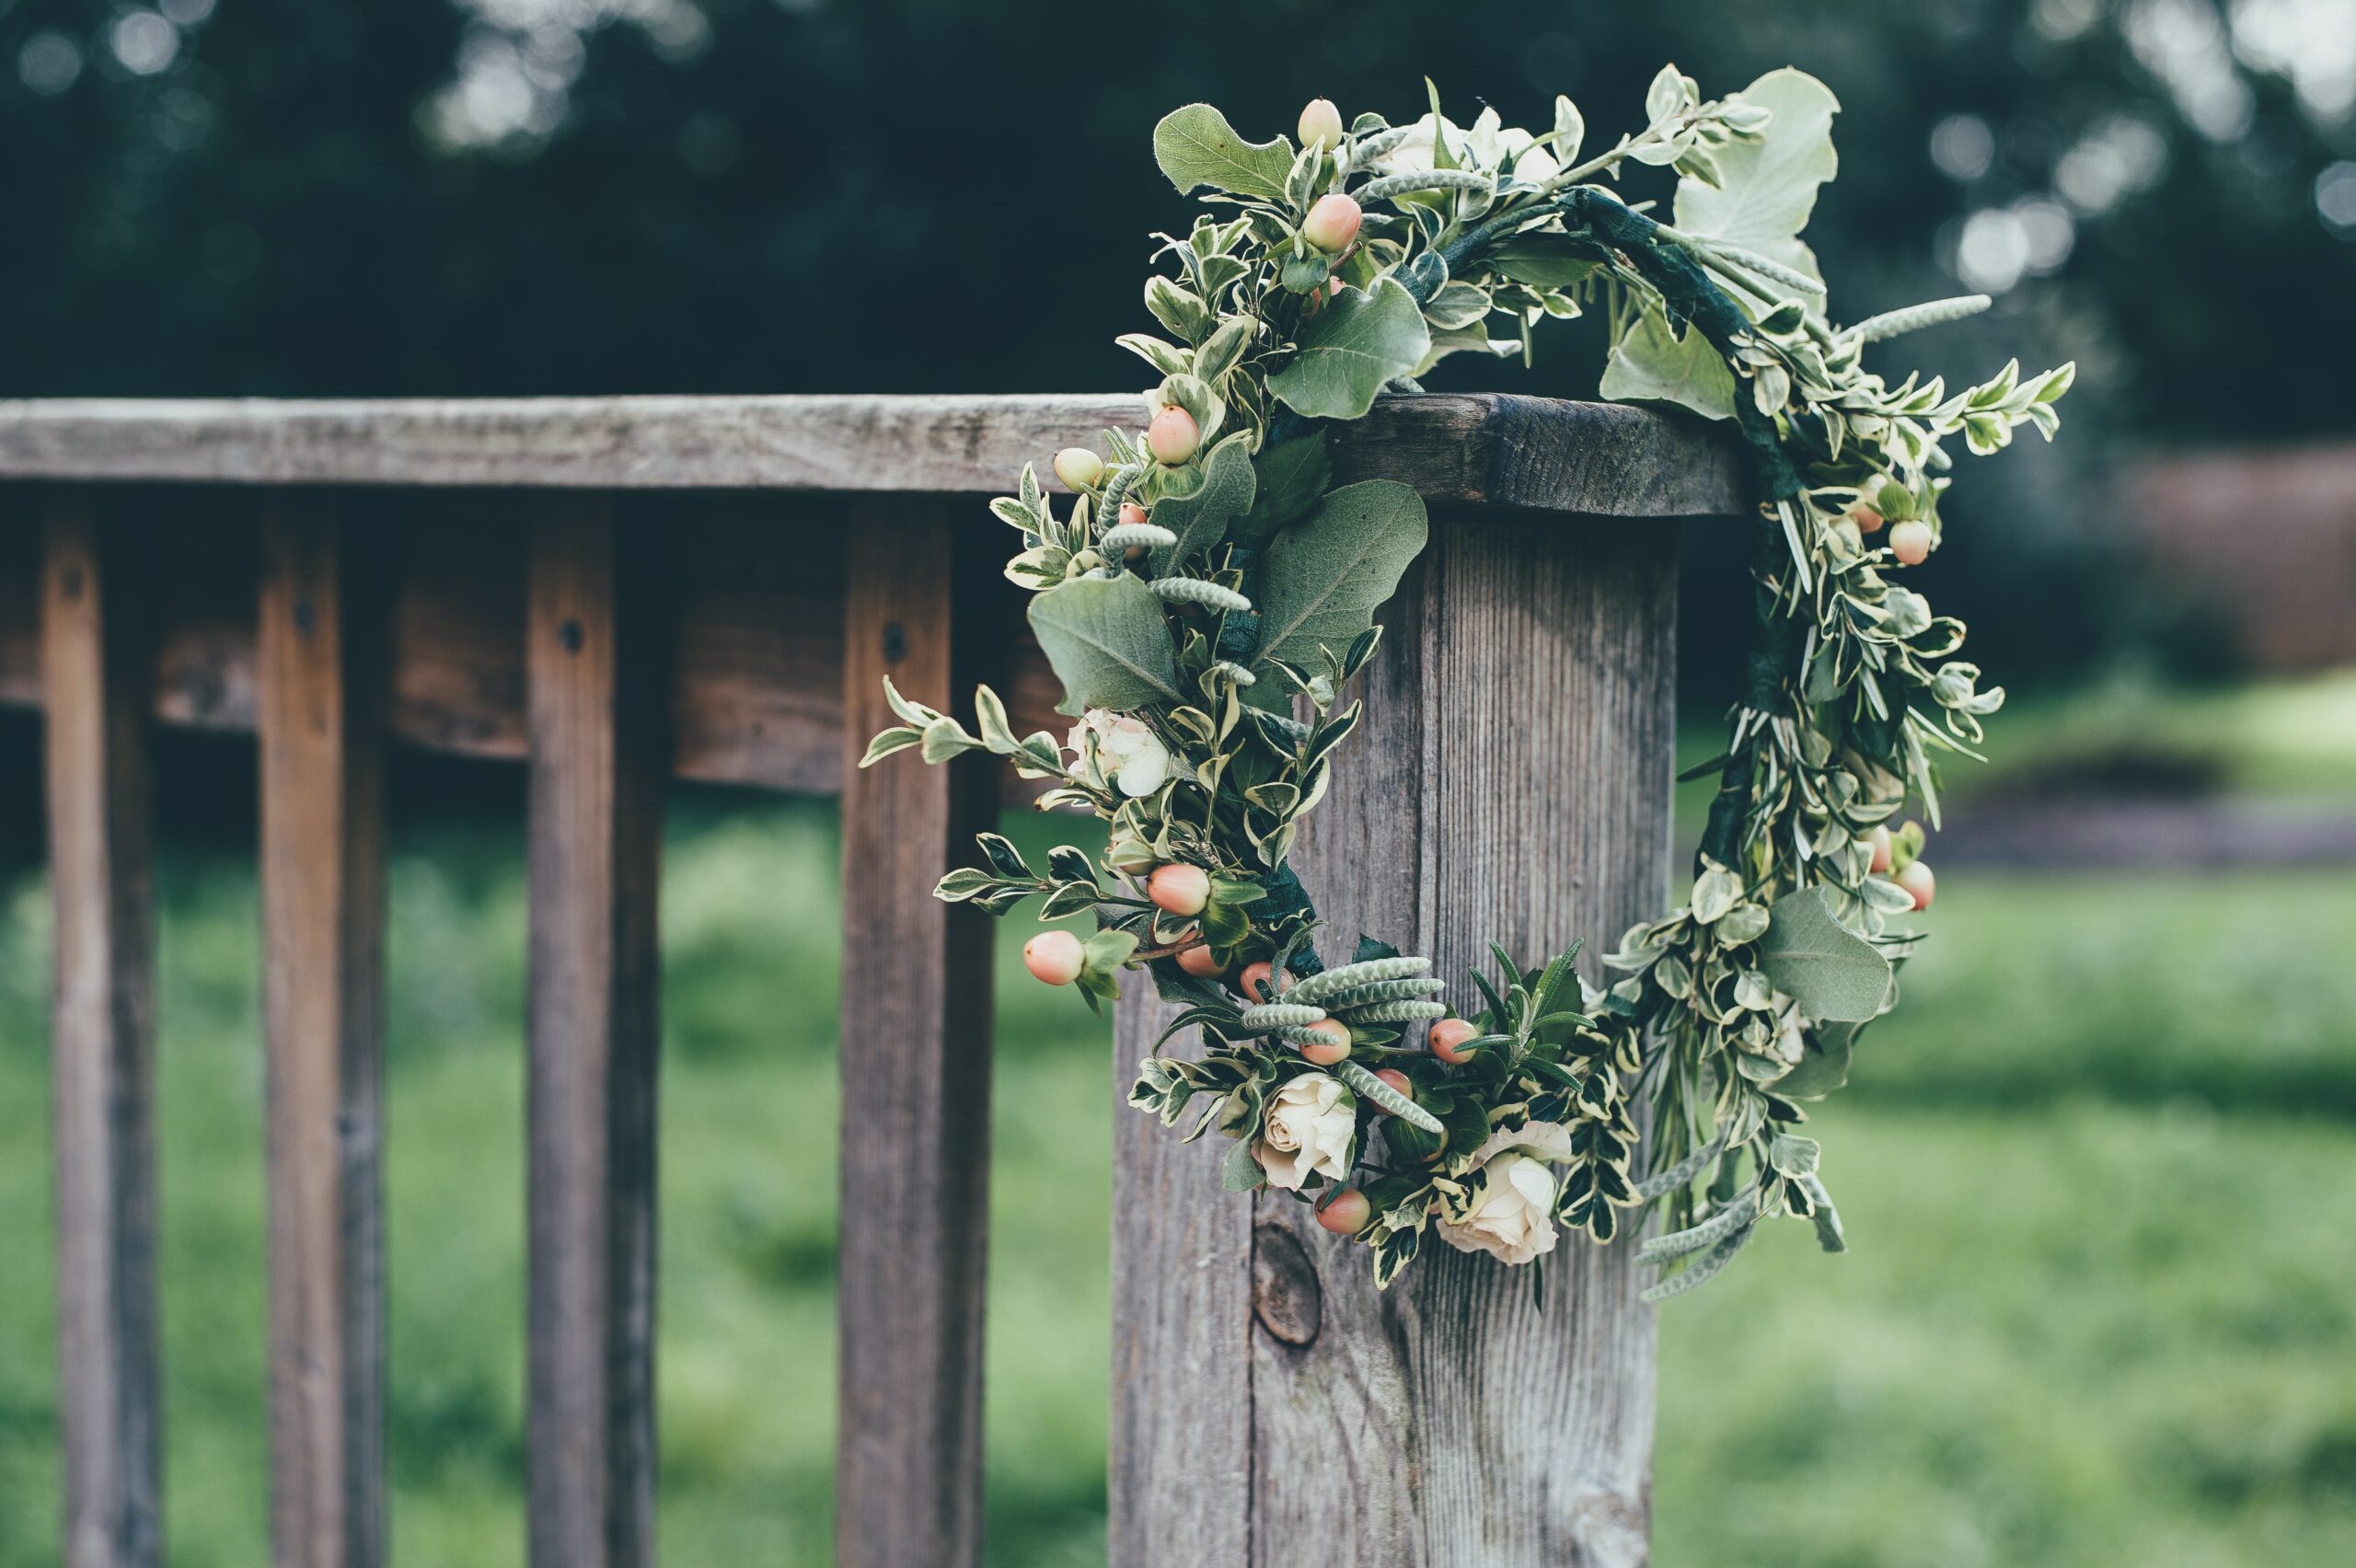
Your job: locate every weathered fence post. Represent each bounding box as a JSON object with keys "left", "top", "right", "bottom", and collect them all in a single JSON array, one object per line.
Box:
[{"left": 1114, "top": 492, "right": 1680, "bottom": 1565}]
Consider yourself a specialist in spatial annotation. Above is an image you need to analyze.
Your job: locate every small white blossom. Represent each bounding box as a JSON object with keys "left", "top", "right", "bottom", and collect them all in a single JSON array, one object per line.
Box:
[
  {"left": 1373, "top": 108, "right": 1559, "bottom": 184},
  {"left": 1067, "top": 709, "right": 1172, "bottom": 798}
]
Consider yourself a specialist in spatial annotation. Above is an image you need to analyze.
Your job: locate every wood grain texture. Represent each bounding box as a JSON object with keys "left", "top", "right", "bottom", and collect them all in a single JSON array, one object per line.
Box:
[
  {"left": 1113, "top": 509, "right": 1680, "bottom": 1567},
  {"left": 525, "top": 502, "right": 665, "bottom": 1568},
  {"left": 836, "top": 500, "right": 1000, "bottom": 1568},
  {"left": 0, "top": 394, "right": 1742, "bottom": 517},
  {"left": 256, "top": 502, "right": 387, "bottom": 1568},
  {"left": 40, "top": 493, "right": 164, "bottom": 1568}
]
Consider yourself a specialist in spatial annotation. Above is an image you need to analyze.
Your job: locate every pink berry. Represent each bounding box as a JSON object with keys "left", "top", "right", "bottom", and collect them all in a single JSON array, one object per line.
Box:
[
  {"left": 1175, "top": 941, "right": 1224, "bottom": 978},
  {"left": 1118, "top": 501, "right": 1149, "bottom": 528},
  {"left": 1022, "top": 930, "right": 1085, "bottom": 986},
  {"left": 1849, "top": 503, "right": 1886, "bottom": 536},
  {"left": 1896, "top": 859, "right": 1935, "bottom": 911},
  {"left": 1149, "top": 863, "right": 1211, "bottom": 917},
  {"left": 1372, "top": 1067, "right": 1414, "bottom": 1105},
  {"left": 1146, "top": 405, "right": 1200, "bottom": 466},
  {"left": 1866, "top": 825, "right": 1892, "bottom": 874},
  {"left": 1301, "top": 193, "right": 1362, "bottom": 254},
  {"left": 1299, "top": 1018, "right": 1352, "bottom": 1066},
  {"left": 1888, "top": 520, "right": 1933, "bottom": 566},
  {"left": 1298, "top": 98, "right": 1345, "bottom": 150},
  {"left": 1428, "top": 1017, "right": 1480, "bottom": 1065},
  {"left": 1237, "top": 962, "right": 1286, "bottom": 1004},
  {"left": 1315, "top": 1187, "right": 1373, "bottom": 1236}
]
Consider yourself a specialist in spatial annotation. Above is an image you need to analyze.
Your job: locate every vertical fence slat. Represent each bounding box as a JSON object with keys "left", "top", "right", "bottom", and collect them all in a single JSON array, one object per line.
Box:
[
  {"left": 1113, "top": 509, "right": 1679, "bottom": 1568},
  {"left": 257, "top": 502, "right": 386, "bottom": 1568},
  {"left": 525, "top": 502, "right": 664, "bottom": 1568},
  {"left": 837, "top": 500, "right": 999, "bottom": 1568},
  {"left": 41, "top": 492, "right": 163, "bottom": 1568}
]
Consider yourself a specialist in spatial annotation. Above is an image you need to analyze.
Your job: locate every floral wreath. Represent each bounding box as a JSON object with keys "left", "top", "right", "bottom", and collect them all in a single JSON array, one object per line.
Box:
[{"left": 865, "top": 67, "right": 2071, "bottom": 1296}]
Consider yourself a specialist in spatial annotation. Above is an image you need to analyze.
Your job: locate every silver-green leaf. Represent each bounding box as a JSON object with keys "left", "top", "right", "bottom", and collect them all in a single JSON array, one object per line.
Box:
[
  {"left": 1027, "top": 572, "right": 1184, "bottom": 716},
  {"left": 1265, "top": 278, "right": 1433, "bottom": 421},
  {"left": 1252, "top": 480, "right": 1429, "bottom": 679},
  {"left": 1152, "top": 104, "right": 1295, "bottom": 202},
  {"left": 1756, "top": 887, "right": 1891, "bottom": 1024}
]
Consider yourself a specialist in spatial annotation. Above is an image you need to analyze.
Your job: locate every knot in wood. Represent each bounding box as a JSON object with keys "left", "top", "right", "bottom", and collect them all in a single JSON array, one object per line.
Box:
[{"left": 1251, "top": 1222, "right": 1322, "bottom": 1348}]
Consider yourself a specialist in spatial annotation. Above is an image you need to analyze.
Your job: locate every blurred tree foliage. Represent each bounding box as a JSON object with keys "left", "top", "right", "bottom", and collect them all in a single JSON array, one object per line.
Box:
[{"left": 0, "top": 0, "right": 2349, "bottom": 680}]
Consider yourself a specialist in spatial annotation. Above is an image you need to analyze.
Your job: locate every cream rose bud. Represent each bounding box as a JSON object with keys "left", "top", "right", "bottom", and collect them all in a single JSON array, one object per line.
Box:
[
  {"left": 1298, "top": 98, "right": 1345, "bottom": 150},
  {"left": 1301, "top": 193, "right": 1363, "bottom": 254},
  {"left": 1146, "top": 405, "right": 1200, "bottom": 466},
  {"left": 1051, "top": 446, "right": 1103, "bottom": 491},
  {"left": 1435, "top": 1152, "right": 1560, "bottom": 1265},
  {"left": 1253, "top": 1072, "right": 1357, "bottom": 1191},
  {"left": 1022, "top": 930, "right": 1084, "bottom": 986}
]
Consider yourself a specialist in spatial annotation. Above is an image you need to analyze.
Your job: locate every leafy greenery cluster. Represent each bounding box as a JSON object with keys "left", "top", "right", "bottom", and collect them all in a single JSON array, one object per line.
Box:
[{"left": 866, "top": 65, "right": 2071, "bottom": 1294}]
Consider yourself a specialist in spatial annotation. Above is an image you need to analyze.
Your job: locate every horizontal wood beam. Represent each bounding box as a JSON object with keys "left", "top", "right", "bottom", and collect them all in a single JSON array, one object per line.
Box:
[{"left": 0, "top": 394, "right": 1745, "bottom": 517}]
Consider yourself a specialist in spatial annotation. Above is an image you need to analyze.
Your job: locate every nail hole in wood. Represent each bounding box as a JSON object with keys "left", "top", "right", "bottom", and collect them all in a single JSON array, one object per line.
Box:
[
  {"left": 61, "top": 565, "right": 82, "bottom": 599},
  {"left": 560, "top": 618, "right": 584, "bottom": 654},
  {"left": 881, "top": 621, "right": 907, "bottom": 663},
  {"left": 293, "top": 598, "right": 316, "bottom": 635}
]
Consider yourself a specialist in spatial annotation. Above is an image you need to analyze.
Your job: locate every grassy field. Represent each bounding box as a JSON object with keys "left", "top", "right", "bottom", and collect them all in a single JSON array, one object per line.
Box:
[{"left": 1, "top": 797, "right": 2352, "bottom": 1566}]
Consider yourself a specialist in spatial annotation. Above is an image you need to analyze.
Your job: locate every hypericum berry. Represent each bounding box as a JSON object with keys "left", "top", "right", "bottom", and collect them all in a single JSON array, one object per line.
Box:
[
  {"left": 1315, "top": 1186, "right": 1373, "bottom": 1236},
  {"left": 1866, "top": 824, "right": 1892, "bottom": 874},
  {"left": 1022, "top": 930, "right": 1085, "bottom": 986},
  {"left": 1849, "top": 503, "right": 1886, "bottom": 535},
  {"left": 1148, "top": 863, "right": 1211, "bottom": 917},
  {"left": 1118, "top": 501, "right": 1149, "bottom": 528},
  {"left": 1237, "top": 961, "right": 1287, "bottom": 1004},
  {"left": 1888, "top": 520, "right": 1933, "bottom": 566},
  {"left": 1174, "top": 940, "right": 1224, "bottom": 978},
  {"left": 1428, "top": 1017, "right": 1481, "bottom": 1065},
  {"left": 1301, "top": 193, "right": 1362, "bottom": 254},
  {"left": 1052, "top": 447, "right": 1103, "bottom": 491},
  {"left": 1146, "top": 405, "right": 1200, "bottom": 466},
  {"left": 1298, "top": 98, "right": 1345, "bottom": 151},
  {"left": 1298, "top": 1018, "right": 1352, "bottom": 1066},
  {"left": 1897, "top": 859, "right": 1935, "bottom": 911},
  {"left": 1372, "top": 1067, "right": 1415, "bottom": 1104}
]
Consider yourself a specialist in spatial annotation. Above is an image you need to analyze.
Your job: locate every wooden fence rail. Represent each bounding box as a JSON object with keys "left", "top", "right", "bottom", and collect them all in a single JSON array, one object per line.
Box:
[{"left": 0, "top": 393, "right": 1742, "bottom": 1568}]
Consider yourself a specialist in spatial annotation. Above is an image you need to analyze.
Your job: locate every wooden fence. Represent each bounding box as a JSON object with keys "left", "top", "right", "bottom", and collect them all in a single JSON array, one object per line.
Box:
[{"left": 0, "top": 393, "right": 1744, "bottom": 1568}]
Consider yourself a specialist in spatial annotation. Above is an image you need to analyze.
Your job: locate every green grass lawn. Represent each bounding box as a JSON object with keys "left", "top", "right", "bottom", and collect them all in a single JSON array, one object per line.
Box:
[{"left": 2, "top": 800, "right": 2351, "bottom": 1567}]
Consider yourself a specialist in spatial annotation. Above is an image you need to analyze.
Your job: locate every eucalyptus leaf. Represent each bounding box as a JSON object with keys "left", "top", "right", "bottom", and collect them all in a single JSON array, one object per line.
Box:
[
  {"left": 1252, "top": 480, "right": 1429, "bottom": 679},
  {"left": 1152, "top": 104, "right": 1296, "bottom": 202},
  {"left": 1756, "top": 888, "right": 1891, "bottom": 1024},
  {"left": 1027, "top": 573, "right": 1184, "bottom": 716},
  {"left": 1671, "top": 68, "right": 1840, "bottom": 290},
  {"left": 1266, "top": 278, "right": 1433, "bottom": 421},
  {"left": 1600, "top": 306, "right": 1738, "bottom": 421},
  {"left": 1149, "top": 433, "right": 1257, "bottom": 574}
]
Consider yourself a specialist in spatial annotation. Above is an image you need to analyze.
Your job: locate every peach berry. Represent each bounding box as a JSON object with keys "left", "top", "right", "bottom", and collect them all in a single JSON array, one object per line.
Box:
[
  {"left": 1022, "top": 930, "right": 1084, "bottom": 986},
  {"left": 1299, "top": 1018, "right": 1353, "bottom": 1066},
  {"left": 1298, "top": 98, "right": 1345, "bottom": 151},
  {"left": 1897, "top": 859, "right": 1935, "bottom": 911},
  {"left": 1301, "top": 193, "right": 1362, "bottom": 253},
  {"left": 1051, "top": 446, "right": 1103, "bottom": 491},
  {"left": 1237, "top": 961, "right": 1286, "bottom": 1004},
  {"left": 1372, "top": 1067, "right": 1415, "bottom": 1104},
  {"left": 1146, "top": 405, "right": 1200, "bottom": 466},
  {"left": 1429, "top": 1017, "right": 1481, "bottom": 1065},
  {"left": 1866, "top": 824, "right": 1892, "bottom": 874},
  {"left": 1174, "top": 940, "right": 1224, "bottom": 978},
  {"left": 1888, "top": 520, "right": 1933, "bottom": 566},
  {"left": 1849, "top": 502, "right": 1886, "bottom": 535},
  {"left": 1148, "top": 863, "right": 1211, "bottom": 917},
  {"left": 1315, "top": 1186, "right": 1373, "bottom": 1235}
]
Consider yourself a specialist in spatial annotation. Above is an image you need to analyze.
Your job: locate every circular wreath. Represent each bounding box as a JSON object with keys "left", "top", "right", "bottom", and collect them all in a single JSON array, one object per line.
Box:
[{"left": 864, "top": 66, "right": 2072, "bottom": 1297}]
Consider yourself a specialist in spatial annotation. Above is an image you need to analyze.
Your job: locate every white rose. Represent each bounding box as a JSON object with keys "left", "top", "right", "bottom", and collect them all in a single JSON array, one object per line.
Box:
[
  {"left": 1253, "top": 1072, "right": 1357, "bottom": 1191},
  {"left": 1066, "top": 709, "right": 1172, "bottom": 798},
  {"left": 1435, "top": 1121, "right": 1577, "bottom": 1266},
  {"left": 1373, "top": 109, "right": 1559, "bottom": 184}
]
